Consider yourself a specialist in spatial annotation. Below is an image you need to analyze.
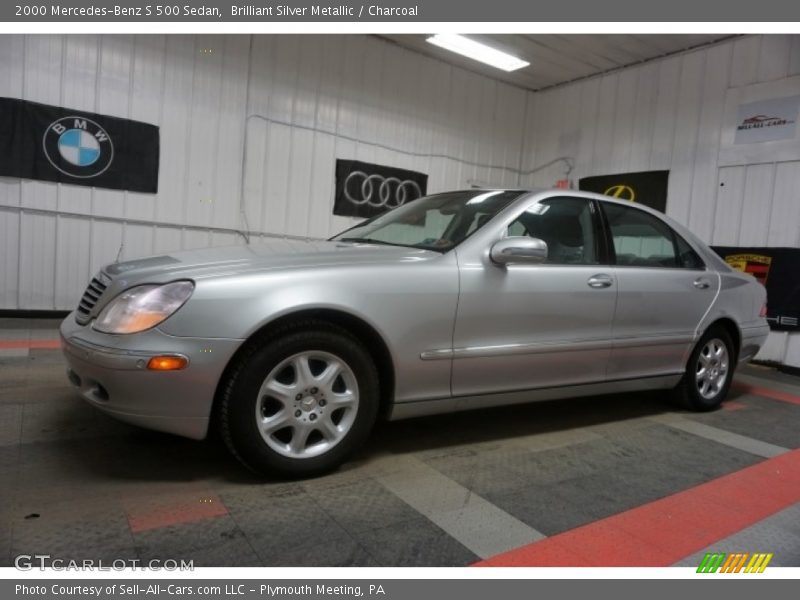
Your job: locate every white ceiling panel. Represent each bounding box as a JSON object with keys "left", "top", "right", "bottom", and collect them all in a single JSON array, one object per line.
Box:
[{"left": 381, "top": 34, "right": 735, "bottom": 91}]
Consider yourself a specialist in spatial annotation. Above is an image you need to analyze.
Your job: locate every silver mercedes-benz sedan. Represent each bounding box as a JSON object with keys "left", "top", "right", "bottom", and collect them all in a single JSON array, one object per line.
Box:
[{"left": 60, "top": 189, "right": 769, "bottom": 476}]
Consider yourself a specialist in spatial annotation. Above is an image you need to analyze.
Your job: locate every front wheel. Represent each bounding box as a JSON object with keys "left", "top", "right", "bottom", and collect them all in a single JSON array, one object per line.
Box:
[
  {"left": 218, "top": 322, "right": 380, "bottom": 477},
  {"left": 672, "top": 327, "right": 735, "bottom": 411}
]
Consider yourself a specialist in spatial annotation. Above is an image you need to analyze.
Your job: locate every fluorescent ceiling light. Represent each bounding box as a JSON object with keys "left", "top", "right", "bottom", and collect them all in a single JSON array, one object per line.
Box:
[{"left": 426, "top": 34, "right": 530, "bottom": 72}]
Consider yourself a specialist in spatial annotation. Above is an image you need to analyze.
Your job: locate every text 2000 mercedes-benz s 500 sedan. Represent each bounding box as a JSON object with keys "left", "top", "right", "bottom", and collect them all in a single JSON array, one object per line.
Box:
[{"left": 61, "top": 189, "right": 769, "bottom": 476}]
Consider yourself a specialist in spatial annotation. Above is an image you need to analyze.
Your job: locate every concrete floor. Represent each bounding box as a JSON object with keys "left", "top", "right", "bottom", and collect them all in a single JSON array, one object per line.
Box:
[{"left": 1, "top": 317, "right": 799, "bottom": 567}]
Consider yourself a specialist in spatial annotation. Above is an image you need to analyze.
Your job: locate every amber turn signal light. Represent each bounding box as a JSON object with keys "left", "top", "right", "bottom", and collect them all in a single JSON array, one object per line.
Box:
[{"left": 147, "top": 355, "right": 188, "bottom": 371}]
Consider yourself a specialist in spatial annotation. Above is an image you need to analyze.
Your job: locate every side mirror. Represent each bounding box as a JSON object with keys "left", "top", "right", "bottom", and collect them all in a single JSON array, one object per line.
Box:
[{"left": 490, "top": 236, "right": 548, "bottom": 265}]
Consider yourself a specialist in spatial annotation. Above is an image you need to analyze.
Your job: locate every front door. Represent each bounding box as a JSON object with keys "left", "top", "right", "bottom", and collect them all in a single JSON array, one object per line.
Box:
[{"left": 451, "top": 196, "right": 617, "bottom": 397}]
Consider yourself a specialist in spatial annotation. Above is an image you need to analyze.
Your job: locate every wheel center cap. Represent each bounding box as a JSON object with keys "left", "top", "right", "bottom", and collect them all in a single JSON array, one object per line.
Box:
[{"left": 300, "top": 396, "right": 316, "bottom": 412}]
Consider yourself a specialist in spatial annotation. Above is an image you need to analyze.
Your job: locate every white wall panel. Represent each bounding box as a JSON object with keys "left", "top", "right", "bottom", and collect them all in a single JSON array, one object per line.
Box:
[
  {"left": 120, "top": 224, "right": 155, "bottom": 262},
  {"left": 54, "top": 217, "right": 91, "bottom": 309},
  {"left": 738, "top": 164, "right": 776, "bottom": 246},
  {"left": 521, "top": 34, "right": 800, "bottom": 248},
  {"left": 18, "top": 213, "right": 56, "bottom": 310},
  {"left": 687, "top": 42, "right": 732, "bottom": 241},
  {"left": 769, "top": 161, "right": 800, "bottom": 246},
  {"left": 1, "top": 34, "right": 527, "bottom": 309},
  {"left": 0, "top": 211, "right": 20, "bottom": 308},
  {"left": 712, "top": 166, "right": 746, "bottom": 246},
  {"left": 790, "top": 36, "right": 800, "bottom": 76}
]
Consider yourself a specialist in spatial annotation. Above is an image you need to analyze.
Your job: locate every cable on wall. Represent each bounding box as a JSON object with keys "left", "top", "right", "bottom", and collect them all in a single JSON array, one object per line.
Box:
[{"left": 237, "top": 110, "right": 575, "bottom": 243}]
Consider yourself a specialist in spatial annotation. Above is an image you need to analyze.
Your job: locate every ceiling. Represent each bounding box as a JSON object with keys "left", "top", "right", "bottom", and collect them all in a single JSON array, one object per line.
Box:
[{"left": 381, "top": 34, "right": 736, "bottom": 92}]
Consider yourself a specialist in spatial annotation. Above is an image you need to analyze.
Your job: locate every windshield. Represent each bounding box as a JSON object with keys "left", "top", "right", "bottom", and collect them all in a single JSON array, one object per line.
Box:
[{"left": 332, "top": 190, "right": 525, "bottom": 252}]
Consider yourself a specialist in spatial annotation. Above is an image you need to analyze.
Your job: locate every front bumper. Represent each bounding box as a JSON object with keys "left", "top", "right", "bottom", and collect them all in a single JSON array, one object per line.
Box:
[{"left": 60, "top": 313, "right": 244, "bottom": 439}]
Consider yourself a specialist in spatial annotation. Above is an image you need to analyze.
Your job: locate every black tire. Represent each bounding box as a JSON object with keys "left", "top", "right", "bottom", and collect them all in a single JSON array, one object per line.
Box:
[
  {"left": 218, "top": 320, "right": 380, "bottom": 478},
  {"left": 672, "top": 326, "right": 735, "bottom": 411}
]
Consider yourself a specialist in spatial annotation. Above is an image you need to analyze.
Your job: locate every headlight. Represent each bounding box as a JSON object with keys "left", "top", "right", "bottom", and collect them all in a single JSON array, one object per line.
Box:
[{"left": 93, "top": 281, "right": 194, "bottom": 334}]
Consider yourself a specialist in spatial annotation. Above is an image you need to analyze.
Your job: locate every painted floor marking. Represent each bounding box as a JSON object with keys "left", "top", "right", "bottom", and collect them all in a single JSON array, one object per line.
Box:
[
  {"left": 673, "top": 502, "right": 800, "bottom": 567},
  {"left": 0, "top": 339, "right": 61, "bottom": 349},
  {"left": 737, "top": 372, "right": 800, "bottom": 394},
  {"left": 734, "top": 378, "right": 800, "bottom": 407},
  {"left": 373, "top": 455, "right": 546, "bottom": 559},
  {"left": 649, "top": 413, "right": 788, "bottom": 458},
  {"left": 474, "top": 448, "right": 800, "bottom": 566},
  {"left": 125, "top": 492, "right": 228, "bottom": 533}
]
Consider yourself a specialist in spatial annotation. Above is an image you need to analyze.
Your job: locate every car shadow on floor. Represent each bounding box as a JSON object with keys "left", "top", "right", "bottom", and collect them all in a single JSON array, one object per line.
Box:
[
  {"left": 363, "top": 389, "right": 679, "bottom": 458},
  {"left": 26, "top": 386, "right": 688, "bottom": 486}
]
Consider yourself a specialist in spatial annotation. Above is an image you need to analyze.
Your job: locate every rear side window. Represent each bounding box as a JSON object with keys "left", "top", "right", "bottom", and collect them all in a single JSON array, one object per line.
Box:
[
  {"left": 674, "top": 233, "right": 705, "bottom": 269},
  {"left": 602, "top": 203, "right": 702, "bottom": 269}
]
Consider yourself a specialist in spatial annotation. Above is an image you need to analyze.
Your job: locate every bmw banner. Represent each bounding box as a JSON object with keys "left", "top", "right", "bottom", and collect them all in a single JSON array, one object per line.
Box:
[
  {"left": 334, "top": 159, "right": 428, "bottom": 219},
  {"left": 579, "top": 170, "right": 669, "bottom": 213},
  {"left": 0, "top": 97, "right": 159, "bottom": 193}
]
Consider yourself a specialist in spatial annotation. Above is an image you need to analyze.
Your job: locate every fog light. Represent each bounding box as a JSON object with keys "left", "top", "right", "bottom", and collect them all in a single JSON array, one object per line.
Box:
[
  {"left": 147, "top": 355, "right": 188, "bottom": 371},
  {"left": 67, "top": 369, "right": 82, "bottom": 387}
]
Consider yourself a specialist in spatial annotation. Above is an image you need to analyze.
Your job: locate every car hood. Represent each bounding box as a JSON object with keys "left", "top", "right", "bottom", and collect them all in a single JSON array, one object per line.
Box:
[{"left": 103, "top": 239, "right": 440, "bottom": 282}]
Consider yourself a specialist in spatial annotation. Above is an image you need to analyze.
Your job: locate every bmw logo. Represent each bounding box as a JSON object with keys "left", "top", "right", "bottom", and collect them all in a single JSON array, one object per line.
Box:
[{"left": 43, "top": 116, "right": 114, "bottom": 178}]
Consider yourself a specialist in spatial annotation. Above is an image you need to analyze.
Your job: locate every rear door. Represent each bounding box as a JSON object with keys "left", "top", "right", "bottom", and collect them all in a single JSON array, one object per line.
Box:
[{"left": 600, "top": 201, "right": 718, "bottom": 380}]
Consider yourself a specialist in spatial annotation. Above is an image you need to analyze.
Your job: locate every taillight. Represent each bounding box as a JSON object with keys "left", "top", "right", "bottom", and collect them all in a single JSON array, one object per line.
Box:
[{"left": 759, "top": 303, "right": 768, "bottom": 318}]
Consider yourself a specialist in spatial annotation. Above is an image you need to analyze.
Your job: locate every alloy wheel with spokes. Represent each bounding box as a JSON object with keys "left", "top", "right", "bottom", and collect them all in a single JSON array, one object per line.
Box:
[
  {"left": 256, "top": 351, "right": 359, "bottom": 459},
  {"left": 673, "top": 326, "right": 735, "bottom": 412},
  {"left": 219, "top": 321, "right": 380, "bottom": 477},
  {"left": 695, "top": 338, "right": 729, "bottom": 400}
]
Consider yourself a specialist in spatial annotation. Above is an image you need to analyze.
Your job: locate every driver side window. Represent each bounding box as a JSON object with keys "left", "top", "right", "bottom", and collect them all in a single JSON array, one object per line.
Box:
[{"left": 506, "top": 197, "right": 599, "bottom": 265}]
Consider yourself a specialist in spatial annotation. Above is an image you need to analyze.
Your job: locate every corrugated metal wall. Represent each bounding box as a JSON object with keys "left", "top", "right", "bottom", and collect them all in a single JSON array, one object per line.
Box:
[
  {"left": 520, "top": 34, "right": 800, "bottom": 248},
  {"left": 0, "top": 34, "right": 528, "bottom": 310}
]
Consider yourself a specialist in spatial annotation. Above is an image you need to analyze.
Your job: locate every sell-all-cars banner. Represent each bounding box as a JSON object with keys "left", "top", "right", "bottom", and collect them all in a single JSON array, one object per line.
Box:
[
  {"left": 334, "top": 159, "right": 428, "bottom": 219},
  {"left": 712, "top": 246, "right": 800, "bottom": 331},
  {"left": 579, "top": 170, "right": 669, "bottom": 213},
  {"left": 0, "top": 97, "right": 159, "bottom": 193}
]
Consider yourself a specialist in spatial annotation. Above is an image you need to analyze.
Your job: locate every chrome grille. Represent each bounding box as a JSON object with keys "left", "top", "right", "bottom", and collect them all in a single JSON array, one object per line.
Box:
[{"left": 75, "top": 275, "right": 108, "bottom": 325}]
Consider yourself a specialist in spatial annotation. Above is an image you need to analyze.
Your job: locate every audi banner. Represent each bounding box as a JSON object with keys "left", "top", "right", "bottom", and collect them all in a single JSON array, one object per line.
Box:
[
  {"left": 579, "top": 170, "right": 669, "bottom": 213},
  {"left": 0, "top": 96, "right": 159, "bottom": 193},
  {"left": 334, "top": 159, "right": 428, "bottom": 219}
]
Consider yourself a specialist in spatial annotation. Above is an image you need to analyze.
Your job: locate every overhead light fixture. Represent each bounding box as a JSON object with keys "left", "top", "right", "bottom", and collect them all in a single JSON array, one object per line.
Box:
[{"left": 426, "top": 34, "right": 529, "bottom": 72}]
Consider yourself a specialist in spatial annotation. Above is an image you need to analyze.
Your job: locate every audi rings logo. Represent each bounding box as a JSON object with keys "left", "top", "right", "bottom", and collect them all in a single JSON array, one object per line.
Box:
[
  {"left": 343, "top": 171, "right": 423, "bottom": 209},
  {"left": 334, "top": 160, "right": 428, "bottom": 218}
]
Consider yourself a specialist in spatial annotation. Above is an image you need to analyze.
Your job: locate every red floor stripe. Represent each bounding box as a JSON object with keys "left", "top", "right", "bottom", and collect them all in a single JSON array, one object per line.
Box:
[
  {"left": 474, "top": 448, "right": 800, "bottom": 567},
  {"left": 126, "top": 493, "right": 228, "bottom": 533},
  {"left": 0, "top": 339, "right": 61, "bottom": 349},
  {"left": 722, "top": 400, "right": 748, "bottom": 412},
  {"left": 735, "top": 382, "right": 800, "bottom": 406}
]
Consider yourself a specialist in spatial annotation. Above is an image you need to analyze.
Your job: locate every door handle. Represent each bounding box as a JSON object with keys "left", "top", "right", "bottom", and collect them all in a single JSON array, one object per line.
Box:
[
  {"left": 587, "top": 274, "right": 613, "bottom": 288},
  {"left": 693, "top": 278, "right": 711, "bottom": 290}
]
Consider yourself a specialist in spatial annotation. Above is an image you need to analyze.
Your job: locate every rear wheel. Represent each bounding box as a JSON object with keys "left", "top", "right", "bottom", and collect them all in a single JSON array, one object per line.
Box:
[
  {"left": 673, "top": 326, "right": 735, "bottom": 411},
  {"left": 219, "top": 322, "right": 380, "bottom": 477}
]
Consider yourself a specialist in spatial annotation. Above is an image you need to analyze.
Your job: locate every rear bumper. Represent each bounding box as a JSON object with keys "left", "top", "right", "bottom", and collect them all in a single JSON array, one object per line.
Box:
[
  {"left": 60, "top": 313, "right": 243, "bottom": 439},
  {"left": 740, "top": 324, "right": 771, "bottom": 364}
]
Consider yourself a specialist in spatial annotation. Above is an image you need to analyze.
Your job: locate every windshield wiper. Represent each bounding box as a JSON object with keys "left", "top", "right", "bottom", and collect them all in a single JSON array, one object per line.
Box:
[
  {"left": 337, "top": 237, "right": 447, "bottom": 253},
  {"left": 338, "top": 237, "right": 405, "bottom": 247}
]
